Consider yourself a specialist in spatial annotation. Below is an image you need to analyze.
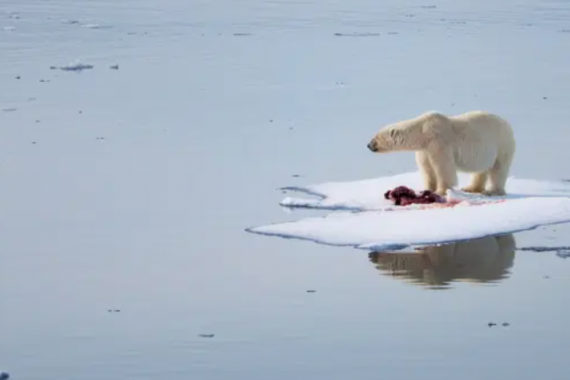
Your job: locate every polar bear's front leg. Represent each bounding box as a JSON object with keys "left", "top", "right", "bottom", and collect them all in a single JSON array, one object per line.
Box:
[
  {"left": 415, "top": 151, "right": 436, "bottom": 191},
  {"left": 427, "top": 148, "right": 458, "bottom": 196}
]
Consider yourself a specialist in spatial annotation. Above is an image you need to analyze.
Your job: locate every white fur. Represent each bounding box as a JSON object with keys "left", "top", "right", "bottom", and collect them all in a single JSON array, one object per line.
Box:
[{"left": 369, "top": 111, "right": 516, "bottom": 196}]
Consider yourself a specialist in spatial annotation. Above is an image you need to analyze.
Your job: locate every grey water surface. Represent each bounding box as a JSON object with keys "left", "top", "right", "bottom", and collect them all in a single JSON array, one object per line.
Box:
[{"left": 1, "top": 1, "right": 570, "bottom": 379}]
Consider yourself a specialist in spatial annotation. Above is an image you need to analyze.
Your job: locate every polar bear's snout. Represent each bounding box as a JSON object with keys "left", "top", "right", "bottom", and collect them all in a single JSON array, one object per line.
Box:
[{"left": 367, "top": 139, "right": 378, "bottom": 152}]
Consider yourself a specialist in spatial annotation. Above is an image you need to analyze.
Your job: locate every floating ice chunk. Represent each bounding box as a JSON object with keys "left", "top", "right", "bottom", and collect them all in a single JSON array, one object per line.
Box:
[
  {"left": 57, "top": 61, "right": 94, "bottom": 72},
  {"left": 81, "top": 23, "right": 111, "bottom": 29},
  {"left": 249, "top": 172, "right": 570, "bottom": 250},
  {"left": 333, "top": 32, "right": 380, "bottom": 37},
  {"left": 249, "top": 197, "right": 570, "bottom": 250}
]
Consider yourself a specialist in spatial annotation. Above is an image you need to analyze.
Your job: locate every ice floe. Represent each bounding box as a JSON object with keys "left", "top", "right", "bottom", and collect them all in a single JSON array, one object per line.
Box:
[{"left": 248, "top": 172, "right": 570, "bottom": 250}]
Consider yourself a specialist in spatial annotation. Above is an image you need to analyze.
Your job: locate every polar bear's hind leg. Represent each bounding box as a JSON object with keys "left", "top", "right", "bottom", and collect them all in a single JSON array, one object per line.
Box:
[
  {"left": 462, "top": 172, "right": 488, "bottom": 193},
  {"left": 484, "top": 151, "right": 513, "bottom": 196}
]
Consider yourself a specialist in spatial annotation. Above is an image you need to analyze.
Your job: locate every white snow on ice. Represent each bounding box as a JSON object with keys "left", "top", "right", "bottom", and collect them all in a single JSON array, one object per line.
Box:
[
  {"left": 280, "top": 171, "right": 570, "bottom": 211},
  {"left": 249, "top": 172, "right": 570, "bottom": 250}
]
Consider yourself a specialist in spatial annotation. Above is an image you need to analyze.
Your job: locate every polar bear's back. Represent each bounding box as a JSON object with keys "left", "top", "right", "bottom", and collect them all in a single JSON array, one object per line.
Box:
[
  {"left": 450, "top": 111, "right": 513, "bottom": 135},
  {"left": 448, "top": 111, "right": 515, "bottom": 172},
  {"left": 449, "top": 111, "right": 514, "bottom": 146}
]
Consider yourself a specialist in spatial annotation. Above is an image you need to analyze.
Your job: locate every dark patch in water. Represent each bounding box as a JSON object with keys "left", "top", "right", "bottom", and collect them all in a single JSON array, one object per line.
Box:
[
  {"left": 488, "top": 322, "right": 510, "bottom": 328},
  {"left": 61, "top": 64, "right": 93, "bottom": 72},
  {"left": 518, "top": 246, "right": 570, "bottom": 258},
  {"left": 198, "top": 333, "right": 215, "bottom": 338},
  {"left": 518, "top": 246, "right": 570, "bottom": 252},
  {"left": 334, "top": 32, "right": 380, "bottom": 37}
]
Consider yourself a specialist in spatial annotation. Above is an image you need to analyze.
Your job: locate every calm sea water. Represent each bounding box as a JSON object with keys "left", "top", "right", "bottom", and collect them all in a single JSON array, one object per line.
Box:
[{"left": 1, "top": 1, "right": 570, "bottom": 379}]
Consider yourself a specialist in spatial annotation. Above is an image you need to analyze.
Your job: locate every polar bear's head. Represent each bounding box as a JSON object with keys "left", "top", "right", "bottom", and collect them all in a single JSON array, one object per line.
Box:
[
  {"left": 367, "top": 127, "right": 407, "bottom": 152},
  {"left": 367, "top": 112, "right": 443, "bottom": 153},
  {"left": 367, "top": 123, "right": 424, "bottom": 153}
]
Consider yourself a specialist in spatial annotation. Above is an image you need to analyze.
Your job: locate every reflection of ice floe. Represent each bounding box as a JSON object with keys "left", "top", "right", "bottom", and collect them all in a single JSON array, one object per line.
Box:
[{"left": 369, "top": 234, "right": 515, "bottom": 288}]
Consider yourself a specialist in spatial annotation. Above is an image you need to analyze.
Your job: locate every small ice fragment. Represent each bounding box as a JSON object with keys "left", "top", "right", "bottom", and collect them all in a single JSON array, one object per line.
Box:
[
  {"left": 109, "top": 64, "right": 119, "bottom": 70},
  {"left": 502, "top": 322, "right": 510, "bottom": 327},
  {"left": 333, "top": 32, "right": 380, "bottom": 37},
  {"left": 488, "top": 322, "right": 496, "bottom": 327},
  {"left": 2, "top": 107, "right": 17, "bottom": 112},
  {"left": 306, "top": 289, "right": 317, "bottom": 293},
  {"left": 58, "top": 61, "right": 94, "bottom": 72},
  {"left": 198, "top": 333, "right": 215, "bottom": 338},
  {"left": 82, "top": 23, "right": 111, "bottom": 29}
]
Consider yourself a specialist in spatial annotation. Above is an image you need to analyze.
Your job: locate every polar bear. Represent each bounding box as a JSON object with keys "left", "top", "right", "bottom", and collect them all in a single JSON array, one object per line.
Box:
[{"left": 367, "top": 111, "right": 515, "bottom": 196}]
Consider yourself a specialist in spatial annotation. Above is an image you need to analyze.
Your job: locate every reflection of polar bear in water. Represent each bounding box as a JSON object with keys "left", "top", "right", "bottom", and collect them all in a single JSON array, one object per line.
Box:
[
  {"left": 367, "top": 111, "right": 515, "bottom": 196},
  {"left": 368, "top": 234, "right": 516, "bottom": 288}
]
